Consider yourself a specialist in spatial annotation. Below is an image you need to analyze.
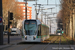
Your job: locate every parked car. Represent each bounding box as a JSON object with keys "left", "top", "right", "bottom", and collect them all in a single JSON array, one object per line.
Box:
[
  {"left": 11, "top": 28, "right": 21, "bottom": 36},
  {"left": 3, "top": 31, "right": 8, "bottom": 35}
]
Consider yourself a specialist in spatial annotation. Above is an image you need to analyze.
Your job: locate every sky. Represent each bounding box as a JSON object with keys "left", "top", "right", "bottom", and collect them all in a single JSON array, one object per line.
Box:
[
  {"left": 18, "top": 0, "right": 61, "bottom": 19},
  {"left": 18, "top": 0, "right": 61, "bottom": 34}
]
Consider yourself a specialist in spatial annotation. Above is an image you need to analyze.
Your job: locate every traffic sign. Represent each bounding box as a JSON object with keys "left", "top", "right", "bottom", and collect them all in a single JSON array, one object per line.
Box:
[{"left": 0, "top": 17, "right": 2, "bottom": 25}]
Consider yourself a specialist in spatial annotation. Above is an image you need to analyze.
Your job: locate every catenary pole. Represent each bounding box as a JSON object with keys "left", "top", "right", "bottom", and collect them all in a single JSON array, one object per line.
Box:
[{"left": 25, "top": 0, "right": 27, "bottom": 20}]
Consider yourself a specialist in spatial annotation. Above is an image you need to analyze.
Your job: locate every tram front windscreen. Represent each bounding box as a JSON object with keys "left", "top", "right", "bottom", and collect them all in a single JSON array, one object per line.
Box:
[{"left": 24, "top": 20, "right": 37, "bottom": 35}]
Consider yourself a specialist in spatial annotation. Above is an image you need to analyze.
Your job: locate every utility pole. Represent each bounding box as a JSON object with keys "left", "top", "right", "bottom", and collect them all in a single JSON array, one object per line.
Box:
[
  {"left": 35, "top": 0, "right": 37, "bottom": 19},
  {"left": 0, "top": 0, "right": 3, "bottom": 45},
  {"left": 47, "top": 19, "right": 52, "bottom": 34},
  {"left": 47, "top": 15, "right": 48, "bottom": 24},
  {"left": 37, "top": 4, "right": 41, "bottom": 14},
  {"left": 50, "top": 19, "right": 51, "bottom": 34},
  {"left": 36, "top": 4, "right": 42, "bottom": 19},
  {"left": 25, "top": 0, "right": 27, "bottom": 20},
  {"left": 44, "top": 12, "right": 47, "bottom": 25},
  {"left": 40, "top": 7, "right": 44, "bottom": 22},
  {"left": 33, "top": 4, "right": 43, "bottom": 19}
]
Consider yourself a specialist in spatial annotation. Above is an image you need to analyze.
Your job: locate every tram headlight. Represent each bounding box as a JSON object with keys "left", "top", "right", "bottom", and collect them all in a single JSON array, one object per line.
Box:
[
  {"left": 25, "top": 36, "right": 27, "bottom": 40},
  {"left": 33, "top": 36, "right": 36, "bottom": 40},
  {"left": 34, "top": 36, "right": 36, "bottom": 38},
  {"left": 58, "top": 33, "right": 61, "bottom": 35},
  {"left": 25, "top": 36, "right": 27, "bottom": 38}
]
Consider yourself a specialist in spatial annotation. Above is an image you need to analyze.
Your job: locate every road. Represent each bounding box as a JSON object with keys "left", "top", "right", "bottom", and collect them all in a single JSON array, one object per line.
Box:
[
  {"left": 0, "top": 44, "right": 74, "bottom": 50},
  {"left": 3, "top": 35, "right": 22, "bottom": 44},
  {"left": 1, "top": 35, "right": 75, "bottom": 50}
]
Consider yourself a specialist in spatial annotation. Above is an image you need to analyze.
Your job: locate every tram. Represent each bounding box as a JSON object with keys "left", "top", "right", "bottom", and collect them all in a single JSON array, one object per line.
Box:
[
  {"left": 21, "top": 19, "right": 49, "bottom": 42},
  {"left": 56, "top": 29, "right": 62, "bottom": 35}
]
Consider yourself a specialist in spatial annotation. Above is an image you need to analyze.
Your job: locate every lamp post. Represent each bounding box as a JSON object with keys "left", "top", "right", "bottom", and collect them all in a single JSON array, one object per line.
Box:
[{"left": 35, "top": 0, "right": 37, "bottom": 19}]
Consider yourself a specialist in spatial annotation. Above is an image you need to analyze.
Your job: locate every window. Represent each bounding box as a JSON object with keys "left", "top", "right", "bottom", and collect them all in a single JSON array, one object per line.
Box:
[
  {"left": 28, "top": 16, "right": 30, "bottom": 17},
  {"left": 23, "top": 13, "right": 25, "bottom": 15},
  {"left": 23, "top": 10, "right": 25, "bottom": 12},
  {"left": 38, "top": 25, "right": 41, "bottom": 36},
  {"left": 27, "top": 17, "right": 30, "bottom": 19},
  {"left": 27, "top": 8, "right": 29, "bottom": 10},
  {"left": 23, "top": 16, "right": 25, "bottom": 17},
  {"left": 28, "top": 11, "right": 29, "bottom": 12},
  {"left": 19, "top": 10, "right": 20, "bottom": 11},
  {"left": 24, "top": 21, "right": 37, "bottom": 35},
  {"left": 23, "top": 7, "right": 25, "bottom": 9},
  {"left": 23, "top": 4, "right": 25, "bottom": 6},
  {"left": 19, "top": 4, "right": 20, "bottom": 5},
  {"left": 27, "top": 13, "right": 29, "bottom": 15},
  {"left": 19, "top": 7, "right": 20, "bottom": 9}
]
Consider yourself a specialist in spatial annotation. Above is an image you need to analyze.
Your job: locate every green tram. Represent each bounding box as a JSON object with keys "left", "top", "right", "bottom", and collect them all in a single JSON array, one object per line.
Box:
[{"left": 21, "top": 20, "right": 49, "bottom": 42}]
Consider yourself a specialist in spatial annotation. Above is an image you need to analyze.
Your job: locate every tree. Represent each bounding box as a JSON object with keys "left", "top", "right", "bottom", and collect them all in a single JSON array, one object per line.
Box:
[{"left": 2, "top": 0, "right": 22, "bottom": 30}]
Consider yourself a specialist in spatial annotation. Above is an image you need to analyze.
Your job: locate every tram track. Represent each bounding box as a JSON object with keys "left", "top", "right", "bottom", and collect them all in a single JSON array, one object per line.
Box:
[
  {"left": 18, "top": 35, "right": 74, "bottom": 50},
  {"left": 41, "top": 36, "right": 60, "bottom": 50},
  {"left": 24, "top": 44, "right": 36, "bottom": 50},
  {"left": 41, "top": 35, "right": 74, "bottom": 50},
  {"left": 62, "top": 35, "right": 74, "bottom": 50},
  {"left": 58, "top": 35, "right": 61, "bottom": 50},
  {"left": 56, "top": 35, "right": 73, "bottom": 50}
]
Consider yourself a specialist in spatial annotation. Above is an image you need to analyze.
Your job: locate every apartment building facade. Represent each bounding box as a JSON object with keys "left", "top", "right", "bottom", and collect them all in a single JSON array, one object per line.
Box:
[{"left": 17, "top": 2, "right": 32, "bottom": 20}]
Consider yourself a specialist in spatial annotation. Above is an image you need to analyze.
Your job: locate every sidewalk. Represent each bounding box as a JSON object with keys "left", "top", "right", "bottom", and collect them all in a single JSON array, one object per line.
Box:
[
  {"left": 0, "top": 45, "right": 11, "bottom": 49},
  {"left": 4, "top": 40, "right": 22, "bottom": 45},
  {"left": 0, "top": 40, "right": 22, "bottom": 49}
]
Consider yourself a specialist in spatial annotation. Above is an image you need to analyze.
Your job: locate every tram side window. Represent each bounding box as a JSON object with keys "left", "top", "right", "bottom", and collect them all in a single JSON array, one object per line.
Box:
[{"left": 38, "top": 25, "right": 41, "bottom": 36}]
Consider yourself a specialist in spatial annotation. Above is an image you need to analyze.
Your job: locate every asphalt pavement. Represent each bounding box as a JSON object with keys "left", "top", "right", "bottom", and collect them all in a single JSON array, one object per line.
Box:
[
  {"left": 0, "top": 35, "right": 75, "bottom": 50},
  {"left": 0, "top": 44, "right": 75, "bottom": 50},
  {"left": 3, "top": 35, "right": 22, "bottom": 44}
]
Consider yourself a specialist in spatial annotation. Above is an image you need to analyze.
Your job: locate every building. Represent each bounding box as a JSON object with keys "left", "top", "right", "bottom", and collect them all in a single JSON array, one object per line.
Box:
[
  {"left": 16, "top": 2, "right": 32, "bottom": 29},
  {"left": 17, "top": 2, "right": 32, "bottom": 20}
]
